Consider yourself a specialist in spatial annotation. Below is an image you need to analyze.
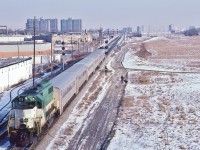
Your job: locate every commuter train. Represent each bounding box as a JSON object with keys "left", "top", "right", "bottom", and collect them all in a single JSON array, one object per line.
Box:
[{"left": 7, "top": 36, "right": 121, "bottom": 147}]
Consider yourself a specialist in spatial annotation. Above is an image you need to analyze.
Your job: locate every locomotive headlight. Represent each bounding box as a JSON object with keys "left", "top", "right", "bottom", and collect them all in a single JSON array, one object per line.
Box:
[
  {"left": 20, "top": 118, "right": 24, "bottom": 123},
  {"left": 24, "top": 118, "right": 28, "bottom": 123}
]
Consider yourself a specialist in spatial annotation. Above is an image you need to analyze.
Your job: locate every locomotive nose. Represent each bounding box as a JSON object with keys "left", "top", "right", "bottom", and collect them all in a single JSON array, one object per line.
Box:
[{"left": 19, "top": 124, "right": 27, "bottom": 129}]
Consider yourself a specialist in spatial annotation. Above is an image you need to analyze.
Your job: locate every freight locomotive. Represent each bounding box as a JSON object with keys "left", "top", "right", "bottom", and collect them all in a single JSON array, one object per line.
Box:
[{"left": 7, "top": 35, "right": 121, "bottom": 147}]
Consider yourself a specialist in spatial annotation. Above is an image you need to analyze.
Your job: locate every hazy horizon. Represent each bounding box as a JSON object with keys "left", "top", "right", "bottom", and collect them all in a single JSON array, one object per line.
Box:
[{"left": 1, "top": 0, "right": 200, "bottom": 31}]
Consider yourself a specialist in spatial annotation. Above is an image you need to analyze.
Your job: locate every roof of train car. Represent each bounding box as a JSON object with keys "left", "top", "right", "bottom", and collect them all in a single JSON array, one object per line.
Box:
[
  {"left": 65, "top": 63, "right": 87, "bottom": 74},
  {"left": 86, "top": 49, "right": 105, "bottom": 58},
  {"left": 76, "top": 58, "right": 94, "bottom": 66},
  {"left": 49, "top": 70, "right": 76, "bottom": 89},
  {"left": 50, "top": 50, "right": 105, "bottom": 89}
]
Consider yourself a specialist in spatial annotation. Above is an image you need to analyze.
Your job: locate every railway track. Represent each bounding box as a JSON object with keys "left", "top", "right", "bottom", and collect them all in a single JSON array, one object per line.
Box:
[
  {"left": 0, "top": 120, "right": 8, "bottom": 140},
  {"left": 7, "top": 143, "right": 34, "bottom": 150},
  {"left": 66, "top": 37, "right": 128, "bottom": 149}
]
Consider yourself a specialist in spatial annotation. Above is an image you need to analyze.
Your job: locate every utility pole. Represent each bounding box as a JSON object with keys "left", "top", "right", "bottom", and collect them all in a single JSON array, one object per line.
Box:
[
  {"left": 78, "top": 38, "right": 80, "bottom": 57},
  {"left": 50, "top": 35, "right": 53, "bottom": 75},
  {"left": 83, "top": 40, "right": 85, "bottom": 54},
  {"left": 71, "top": 36, "right": 73, "bottom": 59},
  {"left": 61, "top": 41, "right": 65, "bottom": 71},
  {"left": 17, "top": 42, "right": 19, "bottom": 58},
  {"left": 33, "top": 16, "right": 36, "bottom": 87}
]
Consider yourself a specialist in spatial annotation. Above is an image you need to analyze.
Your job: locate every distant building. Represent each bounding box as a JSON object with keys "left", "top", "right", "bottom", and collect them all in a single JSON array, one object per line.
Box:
[
  {"left": 26, "top": 18, "right": 39, "bottom": 34},
  {"left": 72, "top": 19, "right": 82, "bottom": 32},
  {"left": 26, "top": 18, "right": 58, "bottom": 34},
  {"left": 137, "top": 26, "right": 141, "bottom": 34},
  {"left": 49, "top": 19, "right": 58, "bottom": 33},
  {"left": 61, "top": 18, "right": 82, "bottom": 33},
  {"left": 39, "top": 18, "right": 50, "bottom": 33},
  {"left": 61, "top": 19, "right": 67, "bottom": 33},
  {"left": 26, "top": 18, "right": 82, "bottom": 34},
  {"left": 122, "top": 27, "right": 132, "bottom": 33},
  {"left": 169, "top": 24, "right": 175, "bottom": 33},
  {"left": 67, "top": 18, "right": 73, "bottom": 32},
  {"left": 189, "top": 26, "right": 196, "bottom": 30}
]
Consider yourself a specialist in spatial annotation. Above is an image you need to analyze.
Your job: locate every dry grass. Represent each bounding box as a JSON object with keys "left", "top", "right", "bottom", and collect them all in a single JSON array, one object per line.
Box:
[
  {"left": 64, "top": 125, "right": 74, "bottom": 136},
  {"left": 157, "top": 102, "right": 166, "bottom": 112},
  {"left": 143, "top": 101, "right": 152, "bottom": 113},
  {"left": 122, "top": 96, "right": 134, "bottom": 107},
  {"left": 138, "top": 74, "right": 150, "bottom": 84},
  {"left": 145, "top": 36, "right": 200, "bottom": 60}
]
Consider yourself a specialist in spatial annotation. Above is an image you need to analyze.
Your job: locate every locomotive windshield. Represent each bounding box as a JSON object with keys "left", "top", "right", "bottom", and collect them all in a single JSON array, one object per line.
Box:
[
  {"left": 12, "top": 101, "right": 35, "bottom": 109},
  {"left": 12, "top": 96, "right": 42, "bottom": 109}
]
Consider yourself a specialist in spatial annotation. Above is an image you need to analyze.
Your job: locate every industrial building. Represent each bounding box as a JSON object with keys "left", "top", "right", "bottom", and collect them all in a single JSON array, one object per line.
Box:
[
  {"left": 0, "top": 42, "right": 51, "bottom": 58},
  {"left": 0, "top": 57, "right": 32, "bottom": 93}
]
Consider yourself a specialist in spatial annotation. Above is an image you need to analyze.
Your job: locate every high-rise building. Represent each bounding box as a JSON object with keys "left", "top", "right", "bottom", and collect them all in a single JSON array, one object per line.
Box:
[
  {"left": 49, "top": 19, "right": 58, "bottom": 33},
  {"left": 72, "top": 19, "right": 82, "bottom": 32},
  {"left": 169, "top": 24, "right": 174, "bottom": 33},
  {"left": 122, "top": 27, "right": 132, "bottom": 33},
  {"left": 67, "top": 18, "right": 73, "bottom": 32},
  {"left": 39, "top": 18, "right": 50, "bottom": 33},
  {"left": 61, "top": 19, "right": 68, "bottom": 33},
  {"left": 61, "top": 18, "right": 82, "bottom": 33},
  {"left": 60, "top": 18, "right": 72, "bottom": 33},
  {"left": 137, "top": 26, "right": 141, "bottom": 34},
  {"left": 26, "top": 17, "right": 82, "bottom": 34},
  {"left": 26, "top": 18, "right": 39, "bottom": 34}
]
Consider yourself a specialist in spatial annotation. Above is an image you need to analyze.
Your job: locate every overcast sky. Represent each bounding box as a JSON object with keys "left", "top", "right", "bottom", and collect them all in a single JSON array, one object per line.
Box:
[{"left": 1, "top": 0, "right": 200, "bottom": 30}]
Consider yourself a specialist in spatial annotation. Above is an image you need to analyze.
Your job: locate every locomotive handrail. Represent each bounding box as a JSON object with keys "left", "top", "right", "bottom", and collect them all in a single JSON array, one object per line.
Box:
[
  {"left": 0, "top": 109, "right": 10, "bottom": 124},
  {"left": 0, "top": 86, "right": 17, "bottom": 112}
]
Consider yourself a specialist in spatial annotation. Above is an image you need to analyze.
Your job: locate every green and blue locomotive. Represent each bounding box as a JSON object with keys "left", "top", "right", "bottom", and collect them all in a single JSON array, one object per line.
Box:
[{"left": 7, "top": 82, "right": 57, "bottom": 147}]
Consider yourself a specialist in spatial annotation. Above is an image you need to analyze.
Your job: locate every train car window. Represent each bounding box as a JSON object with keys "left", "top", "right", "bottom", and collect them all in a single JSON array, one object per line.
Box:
[
  {"left": 48, "top": 86, "right": 53, "bottom": 94},
  {"left": 28, "top": 101, "right": 35, "bottom": 108},
  {"left": 37, "top": 101, "right": 42, "bottom": 109}
]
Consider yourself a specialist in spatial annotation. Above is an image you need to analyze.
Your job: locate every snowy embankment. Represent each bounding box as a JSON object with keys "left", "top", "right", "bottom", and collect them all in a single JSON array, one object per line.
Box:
[
  {"left": 123, "top": 49, "right": 200, "bottom": 73},
  {"left": 47, "top": 73, "right": 110, "bottom": 149},
  {"left": 108, "top": 39, "right": 200, "bottom": 149}
]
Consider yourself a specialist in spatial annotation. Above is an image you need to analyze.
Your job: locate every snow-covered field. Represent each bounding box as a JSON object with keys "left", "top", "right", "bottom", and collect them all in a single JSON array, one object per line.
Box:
[{"left": 108, "top": 36, "right": 200, "bottom": 149}]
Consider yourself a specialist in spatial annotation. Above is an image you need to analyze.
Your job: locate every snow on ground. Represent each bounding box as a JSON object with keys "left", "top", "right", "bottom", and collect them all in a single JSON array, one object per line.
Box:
[
  {"left": 108, "top": 36, "right": 200, "bottom": 149},
  {"left": 0, "top": 140, "right": 9, "bottom": 150},
  {"left": 47, "top": 71, "right": 111, "bottom": 150},
  {"left": 143, "top": 37, "right": 168, "bottom": 43},
  {"left": 123, "top": 50, "right": 200, "bottom": 73}
]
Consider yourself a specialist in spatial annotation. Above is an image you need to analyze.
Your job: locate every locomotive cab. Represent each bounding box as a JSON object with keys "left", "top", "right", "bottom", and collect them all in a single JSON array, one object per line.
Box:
[{"left": 8, "top": 82, "right": 56, "bottom": 147}]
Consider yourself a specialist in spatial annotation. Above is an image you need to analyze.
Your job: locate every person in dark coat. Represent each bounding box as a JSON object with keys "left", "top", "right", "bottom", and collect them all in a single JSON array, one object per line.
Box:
[
  {"left": 105, "top": 65, "right": 108, "bottom": 74},
  {"left": 121, "top": 76, "right": 124, "bottom": 82}
]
